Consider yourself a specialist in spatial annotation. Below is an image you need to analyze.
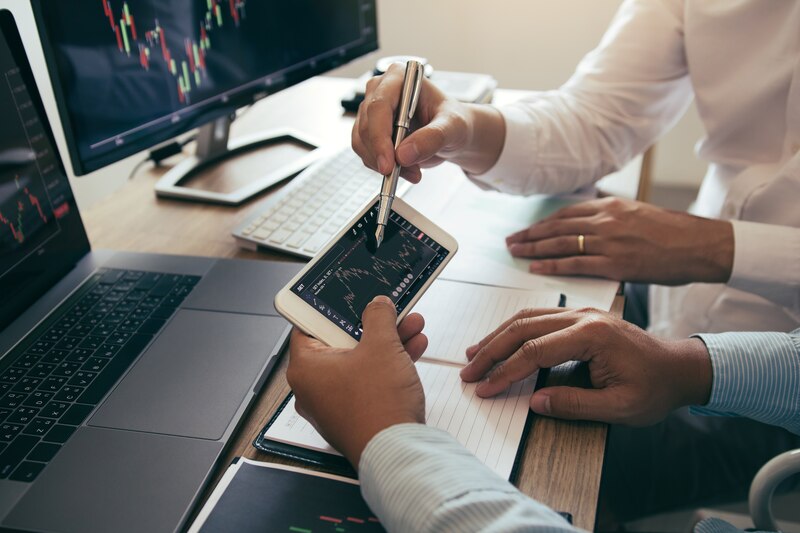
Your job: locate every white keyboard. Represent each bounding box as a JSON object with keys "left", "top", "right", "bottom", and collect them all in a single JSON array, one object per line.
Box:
[{"left": 233, "top": 148, "right": 404, "bottom": 258}]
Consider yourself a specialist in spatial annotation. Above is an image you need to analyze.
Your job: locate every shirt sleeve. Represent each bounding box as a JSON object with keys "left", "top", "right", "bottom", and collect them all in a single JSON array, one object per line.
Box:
[
  {"left": 727, "top": 220, "right": 800, "bottom": 314},
  {"left": 691, "top": 329, "right": 800, "bottom": 435},
  {"left": 469, "top": 0, "right": 693, "bottom": 196},
  {"left": 358, "top": 423, "right": 579, "bottom": 533}
]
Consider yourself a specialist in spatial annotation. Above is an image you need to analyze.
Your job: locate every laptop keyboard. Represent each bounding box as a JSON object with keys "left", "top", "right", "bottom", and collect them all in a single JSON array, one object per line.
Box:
[{"left": 0, "top": 268, "right": 200, "bottom": 482}]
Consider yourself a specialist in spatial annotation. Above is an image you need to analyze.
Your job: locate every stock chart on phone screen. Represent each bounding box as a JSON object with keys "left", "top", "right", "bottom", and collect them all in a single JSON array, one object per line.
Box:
[{"left": 292, "top": 203, "right": 450, "bottom": 341}]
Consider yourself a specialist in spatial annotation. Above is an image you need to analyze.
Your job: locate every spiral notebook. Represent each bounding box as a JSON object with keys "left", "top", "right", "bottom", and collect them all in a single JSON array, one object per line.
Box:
[{"left": 255, "top": 280, "right": 561, "bottom": 480}]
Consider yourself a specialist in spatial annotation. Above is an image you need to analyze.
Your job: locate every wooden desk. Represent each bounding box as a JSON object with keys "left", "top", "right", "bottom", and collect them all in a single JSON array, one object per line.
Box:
[{"left": 83, "top": 76, "right": 611, "bottom": 531}]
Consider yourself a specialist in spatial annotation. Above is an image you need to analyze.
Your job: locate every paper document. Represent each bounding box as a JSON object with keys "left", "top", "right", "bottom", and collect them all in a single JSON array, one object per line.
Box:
[
  {"left": 264, "top": 280, "right": 561, "bottom": 479},
  {"left": 403, "top": 164, "right": 619, "bottom": 310}
]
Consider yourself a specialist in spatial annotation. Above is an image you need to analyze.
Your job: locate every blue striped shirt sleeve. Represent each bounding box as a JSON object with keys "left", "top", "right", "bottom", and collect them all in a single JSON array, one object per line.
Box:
[
  {"left": 358, "top": 423, "right": 578, "bottom": 533},
  {"left": 691, "top": 328, "right": 800, "bottom": 435}
]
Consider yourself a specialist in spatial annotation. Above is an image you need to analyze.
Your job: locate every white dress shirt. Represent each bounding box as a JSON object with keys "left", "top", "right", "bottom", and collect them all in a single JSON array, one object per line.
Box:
[
  {"left": 358, "top": 329, "right": 800, "bottom": 532},
  {"left": 471, "top": 0, "right": 800, "bottom": 338}
]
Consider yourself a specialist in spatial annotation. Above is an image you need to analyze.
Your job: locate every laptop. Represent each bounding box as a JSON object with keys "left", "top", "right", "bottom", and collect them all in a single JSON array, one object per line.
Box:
[{"left": 0, "top": 10, "right": 301, "bottom": 532}]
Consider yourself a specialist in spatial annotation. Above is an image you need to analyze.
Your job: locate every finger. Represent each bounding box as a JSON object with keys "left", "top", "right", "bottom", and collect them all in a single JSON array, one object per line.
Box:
[
  {"left": 464, "top": 308, "right": 570, "bottom": 361},
  {"left": 539, "top": 201, "right": 603, "bottom": 222},
  {"left": 530, "top": 386, "right": 619, "bottom": 423},
  {"left": 399, "top": 165, "right": 422, "bottom": 183},
  {"left": 395, "top": 114, "right": 459, "bottom": 167},
  {"left": 509, "top": 235, "right": 602, "bottom": 259},
  {"left": 529, "top": 256, "right": 615, "bottom": 278},
  {"left": 505, "top": 217, "right": 595, "bottom": 245},
  {"left": 419, "top": 156, "right": 446, "bottom": 169},
  {"left": 360, "top": 295, "right": 402, "bottom": 346},
  {"left": 461, "top": 311, "right": 578, "bottom": 383},
  {"left": 398, "top": 313, "right": 425, "bottom": 343},
  {"left": 403, "top": 333, "right": 428, "bottom": 361},
  {"left": 362, "top": 70, "right": 406, "bottom": 175},
  {"left": 475, "top": 326, "right": 586, "bottom": 397}
]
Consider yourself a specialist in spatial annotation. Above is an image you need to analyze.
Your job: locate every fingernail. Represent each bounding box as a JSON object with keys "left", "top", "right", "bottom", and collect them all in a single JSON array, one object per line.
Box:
[
  {"left": 531, "top": 393, "right": 551, "bottom": 414},
  {"left": 465, "top": 344, "right": 478, "bottom": 356},
  {"left": 377, "top": 154, "right": 389, "bottom": 174},
  {"left": 529, "top": 262, "right": 545, "bottom": 273},
  {"left": 372, "top": 295, "right": 393, "bottom": 304},
  {"left": 396, "top": 142, "right": 419, "bottom": 165},
  {"left": 508, "top": 243, "right": 521, "bottom": 255}
]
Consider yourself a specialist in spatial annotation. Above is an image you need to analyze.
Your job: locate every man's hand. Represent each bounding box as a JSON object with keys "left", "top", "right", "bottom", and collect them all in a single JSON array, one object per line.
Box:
[
  {"left": 459, "top": 308, "right": 713, "bottom": 426},
  {"left": 286, "top": 296, "right": 427, "bottom": 467},
  {"left": 352, "top": 63, "right": 506, "bottom": 181},
  {"left": 505, "top": 197, "right": 734, "bottom": 285}
]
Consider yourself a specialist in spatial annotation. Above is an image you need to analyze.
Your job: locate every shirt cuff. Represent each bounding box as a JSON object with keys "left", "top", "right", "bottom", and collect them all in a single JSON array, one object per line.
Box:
[
  {"left": 690, "top": 331, "right": 800, "bottom": 435},
  {"left": 728, "top": 220, "right": 800, "bottom": 309},
  {"left": 466, "top": 104, "right": 539, "bottom": 195},
  {"left": 359, "top": 423, "right": 572, "bottom": 532}
]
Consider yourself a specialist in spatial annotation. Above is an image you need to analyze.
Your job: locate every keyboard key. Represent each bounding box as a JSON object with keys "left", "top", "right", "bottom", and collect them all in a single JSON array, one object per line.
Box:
[
  {"left": 61, "top": 404, "right": 93, "bottom": 426},
  {"left": 0, "top": 423, "right": 24, "bottom": 442},
  {"left": 0, "top": 383, "right": 10, "bottom": 396},
  {"left": 28, "top": 442, "right": 60, "bottom": 463},
  {"left": 66, "top": 349, "right": 94, "bottom": 364},
  {"left": 81, "top": 357, "right": 109, "bottom": 373},
  {"left": 7, "top": 407, "right": 39, "bottom": 425},
  {"left": 286, "top": 231, "right": 312, "bottom": 249},
  {"left": 0, "top": 409, "right": 10, "bottom": 423},
  {"left": 41, "top": 349, "right": 69, "bottom": 364},
  {"left": 23, "top": 391, "right": 54, "bottom": 408},
  {"left": 27, "top": 341, "right": 53, "bottom": 355},
  {"left": 179, "top": 275, "right": 201, "bottom": 286},
  {"left": 54, "top": 386, "right": 84, "bottom": 403},
  {"left": 0, "top": 393, "right": 26, "bottom": 409},
  {"left": 23, "top": 417, "right": 55, "bottom": 437},
  {"left": 252, "top": 227, "right": 272, "bottom": 241},
  {"left": 37, "top": 376, "right": 67, "bottom": 393},
  {"left": 52, "top": 362, "right": 81, "bottom": 378},
  {"left": 0, "top": 435, "right": 38, "bottom": 478},
  {"left": 99, "top": 269, "right": 125, "bottom": 284},
  {"left": 268, "top": 228, "right": 293, "bottom": 244},
  {"left": 0, "top": 367, "right": 27, "bottom": 383},
  {"left": 54, "top": 337, "right": 81, "bottom": 351},
  {"left": 14, "top": 354, "right": 39, "bottom": 370},
  {"left": 78, "top": 336, "right": 106, "bottom": 350},
  {"left": 28, "top": 363, "right": 55, "bottom": 379},
  {"left": 69, "top": 323, "right": 95, "bottom": 336},
  {"left": 67, "top": 371, "right": 96, "bottom": 388},
  {"left": 12, "top": 378, "right": 42, "bottom": 394},
  {"left": 95, "top": 344, "right": 121, "bottom": 358},
  {"left": 138, "top": 318, "right": 166, "bottom": 335},
  {"left": 44, "top": 424, "right": 76, "bottom": 444},
  {"left": 40, "top": 402, "right": 69, "bottom": 419},
  {"left": 150, "top": 306, "right": 177, "bottom": 320},
  {"left": 10, "top": 461, "right": 46, "bottom": 482}
]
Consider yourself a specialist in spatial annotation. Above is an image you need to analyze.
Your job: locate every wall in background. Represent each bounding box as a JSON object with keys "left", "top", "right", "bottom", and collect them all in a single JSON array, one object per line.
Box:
[
  {"left": 3, "top": 0, "right": 707, "bottom": 210},
  {"left": 333, "top": 0, "right": 708, "bottom": 191}
]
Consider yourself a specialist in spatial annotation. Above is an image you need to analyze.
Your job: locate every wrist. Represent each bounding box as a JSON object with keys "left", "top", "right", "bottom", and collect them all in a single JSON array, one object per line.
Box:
[
  {"left": 451, "top": 104, "right": 505, "bottom": 175},
  {"left": 668, "top": 338, "right": 713, "bottom": 408},
  {"left": 696, "top": 218, "right": 734, "bottom": 282},
  {"left": 340, "top": 413, "right": 420, "bottom": 469}
]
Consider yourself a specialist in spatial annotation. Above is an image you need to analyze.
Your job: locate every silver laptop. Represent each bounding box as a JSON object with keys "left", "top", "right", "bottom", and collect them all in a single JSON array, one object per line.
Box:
[{"left": 0, "top": 10, "right": 300, "bottom": 532}]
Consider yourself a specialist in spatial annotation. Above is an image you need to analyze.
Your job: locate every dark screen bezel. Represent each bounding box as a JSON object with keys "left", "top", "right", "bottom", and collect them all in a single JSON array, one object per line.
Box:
[
  {"left": 30, "top": 0, "right": 379, "bottom": 176},
  {"left": 0, "top": 9, "right": 91, "bottom": 331}
]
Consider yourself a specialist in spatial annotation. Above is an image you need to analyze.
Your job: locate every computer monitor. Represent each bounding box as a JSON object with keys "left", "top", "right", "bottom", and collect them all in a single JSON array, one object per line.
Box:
[{"left": 31, "top": 0, "right": 378, "bottom": 204}]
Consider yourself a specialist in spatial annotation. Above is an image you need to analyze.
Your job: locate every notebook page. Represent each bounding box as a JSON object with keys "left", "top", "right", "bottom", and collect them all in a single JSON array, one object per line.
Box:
[
  {"left": 264, "top": 361, "right": 536, "bottom": 479},
  {"left": 414, "top": 279, "right": 561, "bottom": 365}
]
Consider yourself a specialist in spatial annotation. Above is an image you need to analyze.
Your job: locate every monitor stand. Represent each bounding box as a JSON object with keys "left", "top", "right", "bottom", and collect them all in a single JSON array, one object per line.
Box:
[{"left": 153, "top": 115, "right": 324, "bottom": 205}]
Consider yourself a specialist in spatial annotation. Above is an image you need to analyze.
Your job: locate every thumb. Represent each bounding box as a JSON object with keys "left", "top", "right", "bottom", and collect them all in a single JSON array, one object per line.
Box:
[
  {"left": 360, "top": 295, "right": 402, "bottom": 346},
  {"left": 396, "top": 114, "right": 461, "bottom": 167},
  {"left": 530, "top": 387, "right": 618, "bottom": 423}
]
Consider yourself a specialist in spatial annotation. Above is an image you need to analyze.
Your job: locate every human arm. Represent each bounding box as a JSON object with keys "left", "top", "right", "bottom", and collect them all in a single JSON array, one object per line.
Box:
[
  {"left": 286, "top": 296, "right": 578, "bottom": 532},
  {"left": 352, "top": 0, "right": 693, "bottom": 195},
  {"left": 460, "top": 308, "right": 800, "bottom": 436}
]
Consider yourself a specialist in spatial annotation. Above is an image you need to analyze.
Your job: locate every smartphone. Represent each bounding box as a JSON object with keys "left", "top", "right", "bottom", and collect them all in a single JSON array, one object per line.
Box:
[{"left": 274, "top": 196, "right": 457, "bottom": 348}]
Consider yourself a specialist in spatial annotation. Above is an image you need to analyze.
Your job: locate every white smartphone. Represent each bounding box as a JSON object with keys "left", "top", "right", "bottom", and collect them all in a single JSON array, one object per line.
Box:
[{"left": 274, "top": 196, "right": 458, "bottom": 348}]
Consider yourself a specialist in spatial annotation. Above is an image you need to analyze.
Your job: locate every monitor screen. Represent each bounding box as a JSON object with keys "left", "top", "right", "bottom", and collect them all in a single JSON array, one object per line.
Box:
[
  {"left": 32, "top": 0, "right": 378, "bottom": 175},
  {"left": 0, "top": 10, "right": 90, "bottom": 331}
]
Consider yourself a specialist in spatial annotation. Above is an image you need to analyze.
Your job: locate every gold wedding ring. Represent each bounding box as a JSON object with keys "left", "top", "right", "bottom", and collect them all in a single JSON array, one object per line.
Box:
[{"left": 577, "top": 234, "right": 586, "bottom": 255}]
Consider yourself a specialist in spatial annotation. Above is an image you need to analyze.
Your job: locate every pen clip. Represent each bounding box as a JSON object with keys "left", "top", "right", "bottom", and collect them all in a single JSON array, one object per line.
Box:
[
  {"left": 396, "top": 60, "right": 425, "bottom": 129},
  {"left": 406, "top": 61, "right": 424, "bottom": 122}
]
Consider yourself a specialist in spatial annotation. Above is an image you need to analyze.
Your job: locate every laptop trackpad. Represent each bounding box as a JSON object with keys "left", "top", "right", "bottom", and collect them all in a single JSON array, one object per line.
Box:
[{"left": 89, "top": 309, "right": 288, "bottom": 440}]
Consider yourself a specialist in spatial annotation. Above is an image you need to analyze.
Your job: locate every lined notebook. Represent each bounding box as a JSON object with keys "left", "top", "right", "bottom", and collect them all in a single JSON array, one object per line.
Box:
[{"left": 256, "top": 280, "right": 560, "bottom": 480}]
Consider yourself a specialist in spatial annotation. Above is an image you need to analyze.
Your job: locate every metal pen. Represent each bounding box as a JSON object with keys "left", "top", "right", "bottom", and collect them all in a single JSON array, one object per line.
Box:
[{"left": 374, "top": 60, "right": 425, "bottom": 248}]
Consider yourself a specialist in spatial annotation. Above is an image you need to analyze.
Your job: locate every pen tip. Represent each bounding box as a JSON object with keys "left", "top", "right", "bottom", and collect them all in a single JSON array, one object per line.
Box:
[{"left": 373, "top": 226, "right": 384, "bottom": 249}]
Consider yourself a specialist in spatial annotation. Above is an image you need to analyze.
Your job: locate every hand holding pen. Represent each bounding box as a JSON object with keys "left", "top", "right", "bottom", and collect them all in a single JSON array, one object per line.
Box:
[{"left": 373, "top": 60, "right": 425, "bottom": 248}]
